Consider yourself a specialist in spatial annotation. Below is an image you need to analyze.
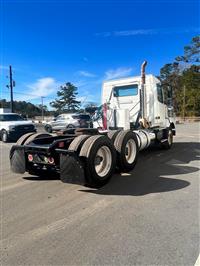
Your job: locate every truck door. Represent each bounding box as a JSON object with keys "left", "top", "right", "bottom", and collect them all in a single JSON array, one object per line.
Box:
[
  {"left": 155, "top": 84, "right": 168, "bottom": 126},
  {"left": 112, "top": 84, "right": 140, "bottom": 122}
]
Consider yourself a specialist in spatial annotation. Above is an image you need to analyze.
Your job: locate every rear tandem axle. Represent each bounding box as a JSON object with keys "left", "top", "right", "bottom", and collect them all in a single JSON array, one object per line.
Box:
[{"left": 10, "top": 127, "right": 174, "bottom": 188}]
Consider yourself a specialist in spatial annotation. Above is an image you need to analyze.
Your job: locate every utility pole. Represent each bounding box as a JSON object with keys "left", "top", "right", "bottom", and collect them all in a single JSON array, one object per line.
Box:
[
  {"left": 9, "top": 65, "right": 14, "bottom": 113},
  {"left": 183, "top": 85, "right": 186, "bottom": 122},
  {"left": 41, "top": 96, "right": 45, "bottom": 121}
]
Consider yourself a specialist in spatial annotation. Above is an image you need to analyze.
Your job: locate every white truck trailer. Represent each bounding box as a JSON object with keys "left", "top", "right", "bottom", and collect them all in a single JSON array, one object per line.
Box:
[{"left": 10, "top": 61, "right": 176, "bottom": 188}]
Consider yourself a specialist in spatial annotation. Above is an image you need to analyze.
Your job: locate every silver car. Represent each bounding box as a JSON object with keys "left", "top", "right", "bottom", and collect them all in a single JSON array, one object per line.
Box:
[{"left": 44, "top": 113, "right": 92, "bottom": 133}]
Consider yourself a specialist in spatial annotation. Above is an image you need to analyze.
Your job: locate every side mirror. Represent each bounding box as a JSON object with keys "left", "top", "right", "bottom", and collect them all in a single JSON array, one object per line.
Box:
[{"left": 113, "top": 90, "right": 117, "bottom": 97}]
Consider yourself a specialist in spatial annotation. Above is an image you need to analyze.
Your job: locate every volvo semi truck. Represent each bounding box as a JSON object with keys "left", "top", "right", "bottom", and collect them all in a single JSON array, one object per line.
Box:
[{"left": 10, "top": 61, "right": 175, "bottom": 188}]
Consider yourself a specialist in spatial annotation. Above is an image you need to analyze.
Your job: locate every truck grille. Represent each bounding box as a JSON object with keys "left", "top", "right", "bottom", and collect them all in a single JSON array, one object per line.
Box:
[{"left": 15, "top": 124, "right": 34, "bottom": 131}]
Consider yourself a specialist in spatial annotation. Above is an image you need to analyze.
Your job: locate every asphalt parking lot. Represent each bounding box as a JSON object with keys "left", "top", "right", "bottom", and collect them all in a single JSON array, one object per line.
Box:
[{"left": 1, "top": 123, "right": 200, "bottom": 266}]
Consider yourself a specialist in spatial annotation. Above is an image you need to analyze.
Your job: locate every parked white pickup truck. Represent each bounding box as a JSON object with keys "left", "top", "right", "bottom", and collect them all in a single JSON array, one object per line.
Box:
[{"left": 0, "top": 113, "right": 36, "bottom": 142}]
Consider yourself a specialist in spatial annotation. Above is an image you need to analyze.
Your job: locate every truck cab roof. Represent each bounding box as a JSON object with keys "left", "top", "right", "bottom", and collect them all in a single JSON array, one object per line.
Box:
[{"left": 103, "top": 74, "right": 160, "bottom": 86}]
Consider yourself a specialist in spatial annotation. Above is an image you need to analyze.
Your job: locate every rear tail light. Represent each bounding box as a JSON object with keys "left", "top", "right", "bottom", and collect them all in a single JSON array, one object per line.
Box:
[
  {"left": 48, "top": 157, "right": 54, "bottom": 164},
  {"left": 58, "top": 141, "right": 65, "bottom": 148},
  {"left": 28, "top": 154, "right": 54, "bottom": 165},
  {"left": 28, "top": 154, "right": 33, "bottom": 162}
]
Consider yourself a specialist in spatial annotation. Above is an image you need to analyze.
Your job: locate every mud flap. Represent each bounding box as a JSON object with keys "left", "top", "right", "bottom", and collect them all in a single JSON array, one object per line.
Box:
[
  {"left": 10, "top": 146, "right": 26, "bottom": 174},
  {"left": 60, "top": 153, "right": 85, "bottom": 185}
]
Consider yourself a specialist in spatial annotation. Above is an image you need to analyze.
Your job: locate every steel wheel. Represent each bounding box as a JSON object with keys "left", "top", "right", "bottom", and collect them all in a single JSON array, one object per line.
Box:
[
  {"left": 125, "top": 139, "right": 137, "bottom": 164},
  {"left": 95, "top": 146, "right": 112, "bottom": 177},
  {"left": 79, "top": 135, "right": 116, "bottom": 187},
  {"left": 114, "top": 130, "right": 139, "bottom": 172},
  {"left": 161, "top": 128, "right": 173, "bottom": 150}
]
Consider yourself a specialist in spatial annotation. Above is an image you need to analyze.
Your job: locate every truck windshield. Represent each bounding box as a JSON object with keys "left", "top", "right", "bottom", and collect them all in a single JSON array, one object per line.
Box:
[
  {"left": 113, "top": 84, "right": 138, "bottom": 97},
  {"left": 0, "top": 114, "right": 24, "bottom": 121}
]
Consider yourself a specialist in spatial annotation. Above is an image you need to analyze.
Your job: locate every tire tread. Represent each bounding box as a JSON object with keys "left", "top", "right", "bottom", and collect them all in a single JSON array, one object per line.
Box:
[{"left": 24, "top": 133, "right": 52, "bottom": 145}]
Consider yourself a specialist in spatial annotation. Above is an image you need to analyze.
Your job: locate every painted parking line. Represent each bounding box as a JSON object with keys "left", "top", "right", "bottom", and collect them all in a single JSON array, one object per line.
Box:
[{"left": 195, "top": 253, "right": 200, "bottom": 266}]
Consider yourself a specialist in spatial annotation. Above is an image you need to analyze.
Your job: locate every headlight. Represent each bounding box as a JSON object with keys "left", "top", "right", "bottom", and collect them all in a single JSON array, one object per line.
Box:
[{"left": 9, "top": 125, "right": 15, "bottom": 131}]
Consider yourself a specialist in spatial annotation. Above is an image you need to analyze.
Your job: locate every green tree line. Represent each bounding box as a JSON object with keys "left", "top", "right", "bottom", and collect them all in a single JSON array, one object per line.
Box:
[
  {"left": 158, "top": 36, "right": 200, "bottom": 116},
  {"left": 0, "top": 99, "right": 51, "bottom": 118}
]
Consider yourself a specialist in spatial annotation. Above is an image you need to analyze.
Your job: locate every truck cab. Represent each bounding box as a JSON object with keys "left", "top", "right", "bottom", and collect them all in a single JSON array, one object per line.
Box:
[{"left": 102, "top": 74, "right": 170, "bottom": 129}]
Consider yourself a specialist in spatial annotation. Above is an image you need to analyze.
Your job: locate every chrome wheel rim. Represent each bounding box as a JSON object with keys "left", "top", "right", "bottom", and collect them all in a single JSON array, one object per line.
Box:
[
  {"left": 125, "top": 139, "right": 136, "bottom": 164},
  {"left": 95, "top": 146, "right": 112, "bottom": 177}
]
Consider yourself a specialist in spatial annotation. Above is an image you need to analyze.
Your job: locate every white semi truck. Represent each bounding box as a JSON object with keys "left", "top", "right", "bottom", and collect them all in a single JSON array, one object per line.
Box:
[
  {"left": 10, "top": 61, "right": 175, "bottom": 188},
  {"left": 102, "top": 74, "right": 169, "bottom": 129}
]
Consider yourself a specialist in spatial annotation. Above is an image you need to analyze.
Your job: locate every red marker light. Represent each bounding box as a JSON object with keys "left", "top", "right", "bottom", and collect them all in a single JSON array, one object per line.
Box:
[
  {"left": 48, "top": 157, "right": 54, "bottom": 164},
  {"left": 58, "top": 142, "right": 65, "bottom": 148},
  {"left": 28, "top": 154, "right": 33, "bottom": 162}
]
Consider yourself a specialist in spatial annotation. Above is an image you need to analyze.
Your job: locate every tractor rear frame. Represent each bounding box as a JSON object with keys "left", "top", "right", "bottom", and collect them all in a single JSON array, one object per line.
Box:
[{"left": 10, "top": 126, "right": 174, "bottom": 188}]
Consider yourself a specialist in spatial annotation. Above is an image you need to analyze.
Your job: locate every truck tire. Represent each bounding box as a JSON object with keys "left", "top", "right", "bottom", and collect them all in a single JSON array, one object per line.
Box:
[
  {"left": 24, "top": 133, "right": 52, "bottom": 145},
  {"left": 16, "top": 132, "right": 36, "bottom": 145},
  {"left": 107, "top": 130, "right": 121, "bottom": 142},
  {"left": 44, "top": 124, "right": 52, "bottom": 133},
  {"left": 1, "top": 130, "right": 8, "bottom": 143},
  {"left": 114, "top": 130, "right": 138, "bottom": 172},
  {"left": 161, "top": 128, "right": 173, "bottom": 150},
  {"left": 80, "top": 135, "right": 116, "bottom": 188},
  {"left": 68, "top": 134, "right": 90, "bottom": 153}
]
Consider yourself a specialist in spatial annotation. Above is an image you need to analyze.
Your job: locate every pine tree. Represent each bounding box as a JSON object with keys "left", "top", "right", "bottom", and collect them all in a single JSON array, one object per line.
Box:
[
  {"left": 159, "top": 36, "right": 200, "bottom": 116},
  {"left": 175, "top": 36, "right": 200, "bottom": 63},
  {"left": 50, "top": 82, "right": 81, "bottom": 113}
]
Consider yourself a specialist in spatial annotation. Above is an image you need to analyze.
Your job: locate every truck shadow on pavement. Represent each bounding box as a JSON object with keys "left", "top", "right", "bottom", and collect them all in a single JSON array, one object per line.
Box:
[
  {"left": 23, "top": 173, "right": 60, "bottom": 181},
  {"left": 23, "top": 142, "right": 199, "bottom": 196},
  {"left": 80, "top": 142, "right": 199, "bottom": 196}
]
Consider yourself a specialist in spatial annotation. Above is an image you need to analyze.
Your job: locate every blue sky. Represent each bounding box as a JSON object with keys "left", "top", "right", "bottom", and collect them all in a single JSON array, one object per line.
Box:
[{"left": 0, "top": 0, "right": 199, "bottom": 108}]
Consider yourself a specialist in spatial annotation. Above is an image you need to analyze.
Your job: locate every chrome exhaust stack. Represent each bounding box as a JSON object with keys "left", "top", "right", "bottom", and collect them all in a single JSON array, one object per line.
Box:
[
  {"left": 139, "top": 60, "right": 149, "bottom": 128},
  {"left": 141, "top": 60, "right": 147, "bottom": 119}
]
